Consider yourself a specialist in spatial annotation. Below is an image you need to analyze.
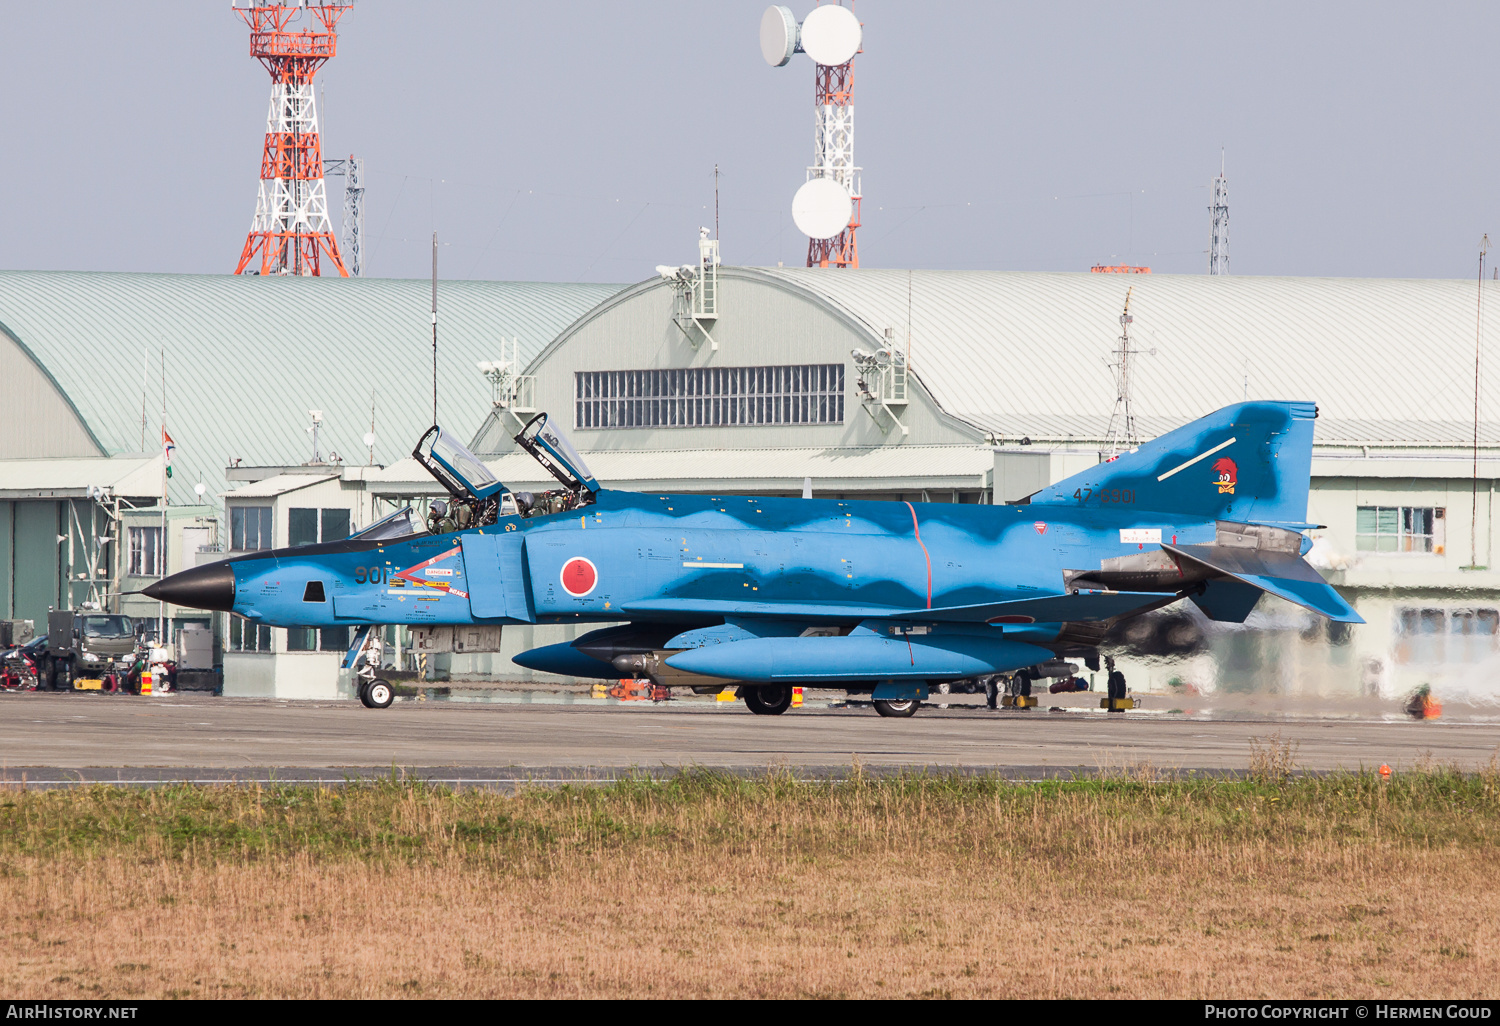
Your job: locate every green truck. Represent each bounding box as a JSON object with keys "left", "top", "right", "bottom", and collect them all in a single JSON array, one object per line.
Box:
[{"left": 41, "top": 611, "right": 142, "bottom": 691}]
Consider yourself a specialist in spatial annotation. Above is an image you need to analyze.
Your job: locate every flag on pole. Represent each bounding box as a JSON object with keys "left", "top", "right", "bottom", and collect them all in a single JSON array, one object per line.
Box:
[{"left": 163, "top": 428, "right": 175, "bottom": 479}]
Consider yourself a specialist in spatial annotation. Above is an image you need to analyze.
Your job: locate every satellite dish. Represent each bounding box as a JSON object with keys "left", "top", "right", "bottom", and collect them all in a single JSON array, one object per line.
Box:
[
  {"left": 760, "top": 5, "right": 797, "bottom": 67},
  {"left": 799, "top": 4, "right": 861, "bottom": 66},
  {"left": 792, "top": 177, "right": 853, "bottom": 239}
]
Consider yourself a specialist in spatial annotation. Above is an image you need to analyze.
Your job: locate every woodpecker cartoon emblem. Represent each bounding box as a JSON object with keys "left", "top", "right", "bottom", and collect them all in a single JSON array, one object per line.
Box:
[{"left": 1214, "top": 457, "right": 1238, "bottom": 494}]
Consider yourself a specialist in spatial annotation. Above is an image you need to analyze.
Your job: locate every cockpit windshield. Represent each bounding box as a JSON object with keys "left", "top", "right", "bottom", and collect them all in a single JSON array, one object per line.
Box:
[
  {"left": 412, "top": 426, "right": 505, "bottom": 501},
  {"left": 514, "top": 414, "right": 599, "bottom": 494},
  {"left": 349, "top": 506, "right": 422, "bottom": 541}
]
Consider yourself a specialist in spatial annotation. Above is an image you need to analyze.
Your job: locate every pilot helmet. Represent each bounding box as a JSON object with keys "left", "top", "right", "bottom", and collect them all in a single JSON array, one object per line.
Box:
[{"left": 431, "top": 499, "right": 449, "bottom": 517}]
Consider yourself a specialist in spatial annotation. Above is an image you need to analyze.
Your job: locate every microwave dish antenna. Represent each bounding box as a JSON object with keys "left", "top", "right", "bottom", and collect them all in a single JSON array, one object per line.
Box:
[
  {"left": 760, "top": 5, "right": 798, "bottom": 66},
  {"left": 798, "top": 4, "right": 861, "bottom": 66},
  {"left": 793, "top": 177, "right": 853, "bottom": 239}
]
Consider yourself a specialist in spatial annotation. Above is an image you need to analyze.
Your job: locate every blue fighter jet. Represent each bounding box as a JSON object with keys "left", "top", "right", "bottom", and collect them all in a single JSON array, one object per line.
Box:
[{"left": 146, "top": 401, "right": 1361, "bottom": 714}]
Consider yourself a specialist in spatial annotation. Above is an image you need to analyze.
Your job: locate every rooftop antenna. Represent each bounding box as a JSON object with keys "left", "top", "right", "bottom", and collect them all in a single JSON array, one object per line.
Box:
[
  {"left": 431, "top": 231, "right": 438, "bottom": 426},
  {"left": 714, "top": 163, "right": 721, "bottom": 244},
  {"left": 1208, "top": 150, "right": 1229, "bottom": 275},
  {"left": 1103, "top": 287, "right": 1154, "bottom": 458},
  {"left": 306, "top": 409, "right": 324, "bottom": 463},
  {"left": 232, "top": 2, "right": 351, "bottom": 277},
  {"left": 363, "top": 388, "right": 376, "bottom": 465},
  {"left": 1465, "top": 234, "right": 1491, "bottom": 570},
  {"left": 762, "top": 4, "right": 863, "bottom": 268}
]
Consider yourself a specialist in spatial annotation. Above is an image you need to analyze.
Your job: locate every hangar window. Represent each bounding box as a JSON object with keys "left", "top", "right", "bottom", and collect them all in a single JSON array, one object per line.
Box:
[
  {"left": 127, "top": 526, "right": 162, "bottom": 577},
  {"left": 575, "top": 364, "right": 844, "bottom": 429},
  {"left": 1356, "top": 506, "right": 1443, "bottom": 554},
  {"left": 1395, "top": 606, "right": 1499, "bottom": 663},
  {"left": 230, "top": 505, "right": 273, "bottom": 551}
]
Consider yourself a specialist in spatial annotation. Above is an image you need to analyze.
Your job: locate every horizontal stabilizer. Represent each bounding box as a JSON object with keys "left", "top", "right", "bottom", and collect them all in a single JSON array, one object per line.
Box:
[
  {"left": 1165, "top": 543, "right": 1364, "bottom": 624},
  {"left": 918, "top": 590, "right": 1171, "bottom": 624}
]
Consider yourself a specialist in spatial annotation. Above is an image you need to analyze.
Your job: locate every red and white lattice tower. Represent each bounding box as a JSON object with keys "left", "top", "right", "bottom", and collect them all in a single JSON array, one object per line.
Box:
[
  {"left": 806, "top": 57, "right": 859, "bottom": 268},
  {"left": 232, "top": 2, "right": 350, "bottom": 277},
  {"left": 763, "top": 5, "right": 863, "bottom": 269}
]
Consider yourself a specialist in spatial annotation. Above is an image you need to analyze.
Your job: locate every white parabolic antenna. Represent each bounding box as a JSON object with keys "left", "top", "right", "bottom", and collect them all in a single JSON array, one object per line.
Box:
[
  {"left": 760, "top": 5, "right": 797, "bottom": 67},
  {"left": 793, "top": 177, "right": 853, "bottom": 240},
  {"left": 799, "top": 4, "right": 861, "bottom": 66}
]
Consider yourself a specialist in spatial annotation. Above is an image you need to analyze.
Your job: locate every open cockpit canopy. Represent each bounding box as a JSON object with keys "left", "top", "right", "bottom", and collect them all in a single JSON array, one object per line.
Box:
[
  {"left": 514, "top": 413, "right": 598, "bottom": 494},
  {"left": 413, "top": 426, "right": 506, "bottom": 501}
]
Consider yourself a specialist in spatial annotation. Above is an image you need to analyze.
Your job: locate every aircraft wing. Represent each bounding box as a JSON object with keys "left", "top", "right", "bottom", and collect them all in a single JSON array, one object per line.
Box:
[
  {"left": 1163, "top": 543, "right": 1364, "bottom": 624},
  {"left": 915, "top": 590, "right": 1173, "bottom": 624},
  {"left": 619, "top": 598, "right": 905, "bottom": 621}
]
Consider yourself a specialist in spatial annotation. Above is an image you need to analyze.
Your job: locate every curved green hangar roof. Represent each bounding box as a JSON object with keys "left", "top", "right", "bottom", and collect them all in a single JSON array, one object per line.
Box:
[{"left": 0, "top": 271, "right": 622, "bottom": 501}]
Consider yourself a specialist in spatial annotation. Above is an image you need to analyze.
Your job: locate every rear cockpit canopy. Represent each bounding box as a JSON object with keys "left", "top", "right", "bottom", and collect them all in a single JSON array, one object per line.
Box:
[{"left": 514, "top": 413, "right": 598, "bottom": 494}]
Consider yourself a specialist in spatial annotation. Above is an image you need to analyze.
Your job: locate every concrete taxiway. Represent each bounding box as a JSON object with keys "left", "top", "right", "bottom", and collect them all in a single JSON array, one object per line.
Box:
[{"left": 1, "top": 692, "right": 1494, "bottom": 780}]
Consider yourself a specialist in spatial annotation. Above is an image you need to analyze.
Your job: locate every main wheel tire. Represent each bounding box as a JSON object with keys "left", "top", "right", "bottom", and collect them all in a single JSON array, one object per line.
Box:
[
  {"left": 361, "top": 678, "right": 394, "bottom": 709},
  {"left": 742, "top": 685, "right": 793, "bottom": 716},
  {"left": 1108, "top": 670, "right": 1127, "bottom": 700},
  {"left": 872, "top": 698, "right": 920, "bottom": 718},
  {"left": 984, "top": 676, "right": 999, "bottom": 709},
  {"left": 1016, "top": 670, "right": 1033, "bottom": 698}
]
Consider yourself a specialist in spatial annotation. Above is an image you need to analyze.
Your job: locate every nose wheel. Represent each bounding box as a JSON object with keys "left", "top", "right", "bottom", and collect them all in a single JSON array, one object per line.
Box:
[
  {"left": 359, "top": 678, "right": 394, "bottom": 709},
  {"left": 872, "top": 698, "right": 919, "bottom": 718}
]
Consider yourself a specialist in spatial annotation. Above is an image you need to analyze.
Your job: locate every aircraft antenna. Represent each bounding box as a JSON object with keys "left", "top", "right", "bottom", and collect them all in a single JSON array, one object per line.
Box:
[
  {"left": 431, "top": 231, "right": 438, "bottom": 426},
  {"left": 231, "top": 2, "right": 352, "bottom": 277},
  {"left": 1208, "top": 150, "right": 1229, "bottom": 275}
]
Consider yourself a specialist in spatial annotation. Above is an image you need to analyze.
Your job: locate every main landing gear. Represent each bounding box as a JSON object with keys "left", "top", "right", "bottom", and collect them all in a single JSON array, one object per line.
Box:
[
  {"left": 872, "top": 698, "right": 919, "bottom": 718},
  {"left": 742, "top": 684, "right": 793, "bottom": 716}
]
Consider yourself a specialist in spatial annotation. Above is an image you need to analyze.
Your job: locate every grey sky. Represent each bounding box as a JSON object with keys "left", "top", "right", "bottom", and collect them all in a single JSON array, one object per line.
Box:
[{"left": 2, "top": 2, "right": 1496, "bottom": 283}]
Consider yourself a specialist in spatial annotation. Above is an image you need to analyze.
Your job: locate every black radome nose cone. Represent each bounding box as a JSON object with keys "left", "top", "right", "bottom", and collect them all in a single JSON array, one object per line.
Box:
[{"left": 143, "top": 562, "right": 236, "bottom": 611}]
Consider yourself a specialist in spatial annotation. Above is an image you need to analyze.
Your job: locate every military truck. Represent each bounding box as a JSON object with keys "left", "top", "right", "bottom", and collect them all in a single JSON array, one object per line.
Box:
[{"left": 40, "top": 611, "right": 140, "bottom": 691}]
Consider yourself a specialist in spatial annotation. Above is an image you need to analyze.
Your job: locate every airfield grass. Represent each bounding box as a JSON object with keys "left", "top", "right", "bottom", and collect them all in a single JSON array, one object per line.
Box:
[{"left": 2, "top": 751, "right": 1498, "bottom": 999}]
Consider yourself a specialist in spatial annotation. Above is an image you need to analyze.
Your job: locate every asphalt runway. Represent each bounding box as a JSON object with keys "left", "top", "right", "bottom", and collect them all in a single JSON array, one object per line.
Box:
[{"left": 1, "top": 691, "right": 1494, "bottom": 783}]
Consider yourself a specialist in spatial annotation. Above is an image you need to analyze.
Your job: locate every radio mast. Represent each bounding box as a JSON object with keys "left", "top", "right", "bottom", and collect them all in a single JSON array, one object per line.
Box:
[{"left": 232, "top": 2, "right": 351, "bottom": 277}]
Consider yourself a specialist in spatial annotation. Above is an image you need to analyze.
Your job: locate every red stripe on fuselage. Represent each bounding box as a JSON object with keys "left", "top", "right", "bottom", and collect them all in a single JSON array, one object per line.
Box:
[{"left": 904, "top": 501, "right": 932, "bottom": 609}]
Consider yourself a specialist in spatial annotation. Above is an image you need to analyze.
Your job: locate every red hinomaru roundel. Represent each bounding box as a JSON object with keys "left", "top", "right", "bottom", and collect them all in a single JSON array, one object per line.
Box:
[
  {"left": 560, "top": 557, "right": 598, "bottom": 597},
  {"left": 1214, "top": 457, "right": 1238, "bottom": 495}
]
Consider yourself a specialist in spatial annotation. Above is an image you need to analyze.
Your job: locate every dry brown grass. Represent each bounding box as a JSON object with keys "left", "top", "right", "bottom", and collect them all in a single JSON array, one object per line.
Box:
[{"left": 2, "top": 767, "right": 1498, "bottom": 999}]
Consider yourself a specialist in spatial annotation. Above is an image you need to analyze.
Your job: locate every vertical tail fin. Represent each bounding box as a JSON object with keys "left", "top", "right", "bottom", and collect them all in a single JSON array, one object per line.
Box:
[{"left": 1027, "top": 401, "right": 1316, "bottom": 525}]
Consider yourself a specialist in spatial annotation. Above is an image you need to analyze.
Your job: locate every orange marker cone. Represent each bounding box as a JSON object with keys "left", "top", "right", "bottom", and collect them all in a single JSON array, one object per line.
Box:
[{"left": 1379, "top": 764, "right": 1391, "bottom": 780}]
